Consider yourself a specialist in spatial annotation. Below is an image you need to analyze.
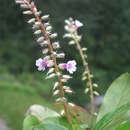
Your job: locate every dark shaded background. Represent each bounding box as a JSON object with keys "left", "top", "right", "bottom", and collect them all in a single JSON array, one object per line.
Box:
[{"left": 0, "top": 0, "right": 130, "bottom": 105}]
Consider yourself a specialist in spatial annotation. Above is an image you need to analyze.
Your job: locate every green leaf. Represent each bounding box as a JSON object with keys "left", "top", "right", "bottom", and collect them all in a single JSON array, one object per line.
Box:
[
  {"left": 34, "top": 123, "right": 68, "bottom": 130},
  {"left": 42, "top": 117, "right": 60, "bottom": 124},
  {"left": 24, "top": 104, "right": 88, "bottom": 130},
  {"left": 116, "top": 120, "right": 130, "bottom": 130},
  {"left": 43, "top": 115, "right": 84, "bottom": 130},
  {"left": 26, "top": 104, "right": 60, "bottom": 122},
  {"left": 23, "top": 105, "right": 61, "bottom": 130},
  {"left": 40, "top": 116, "right": 87, "bottom": 130},
  {"left": 59, "top": 116, "right": 70, "bottom": 129},
  {"left": 92, "top": 103, "right": 130, "bottom": 130},
  {"left": 97, "top": 73, "right": 130, "bottom": 122},
  {"left": 23, "top": 115, "right": 39, "bottom": 130}
]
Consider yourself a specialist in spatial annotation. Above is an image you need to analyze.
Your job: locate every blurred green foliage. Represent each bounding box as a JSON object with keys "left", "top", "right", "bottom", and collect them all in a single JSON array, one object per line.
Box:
[
  {"left": 0, "top": 0, "right": 130, "bottom": 105},
  {"left": 0, "top": 77, "right": 52, "bottom": 130}
]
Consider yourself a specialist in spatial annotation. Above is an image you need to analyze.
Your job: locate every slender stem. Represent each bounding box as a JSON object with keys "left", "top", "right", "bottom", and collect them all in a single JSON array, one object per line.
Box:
[
  {"left": 24, "top": 1, "right": 73, "bottom": 129},
  {"left": 74, "top": 37, "right": 94, "bottom": 123}
]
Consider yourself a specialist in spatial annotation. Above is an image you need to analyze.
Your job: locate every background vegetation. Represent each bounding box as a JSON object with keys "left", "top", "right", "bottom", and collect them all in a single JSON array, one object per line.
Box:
[{"left": 0, "top": 0, "right": 130, "bottom": 130}]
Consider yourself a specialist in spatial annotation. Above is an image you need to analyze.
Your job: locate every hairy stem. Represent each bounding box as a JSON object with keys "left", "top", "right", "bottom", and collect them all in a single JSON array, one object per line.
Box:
[{"left": 24, "top": 0, "right": 73, "bottom": 129}]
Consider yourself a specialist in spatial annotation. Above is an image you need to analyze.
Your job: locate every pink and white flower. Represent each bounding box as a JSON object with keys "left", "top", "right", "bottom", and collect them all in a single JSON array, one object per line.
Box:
[
  {"left": 59, "top": 63, "right": 67, "bottom": 70},
  {"left": 66, "top": 60, "right": 77, "bottom": 74},
  {"left": 59, "top": 60, "right": 77, "bottom": 74},
  {"left": 74, "top": 20, "right": 83, "bottom": 31},
  {"left": 36, "top": 57, "right": 54, "bottom": 71},
  {"left": 36, "top": 58, "right": 48, "bottom": 71}
]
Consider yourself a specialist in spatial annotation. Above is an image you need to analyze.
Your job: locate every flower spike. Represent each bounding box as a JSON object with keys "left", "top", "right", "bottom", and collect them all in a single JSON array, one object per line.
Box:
[
  {"left": 15, "top": 1, "right": 76, "bottom": 129},
  {"left": 64, "top": 17, "right": 99, "bottom": 124}
]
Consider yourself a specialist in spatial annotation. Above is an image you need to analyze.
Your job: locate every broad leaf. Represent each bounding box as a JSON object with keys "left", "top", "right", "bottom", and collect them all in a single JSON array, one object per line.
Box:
[
  {"left": 23, "top": 115, "right": 39, "bottom": 130},
  {"left": 116, "top": 120, "right": 130, "bottom": 130},
  {"left": 93, "top": 103, "right": 130, "bottom": 130},
  {"left": 26, "top": 104, "right": 60, "bottom": 122},
  {"left": 42, "top": 117, "right": 60, "bottom": 124},
  {"left": 24, "top": 104, "right": 88, "bottom": 130},
  {"left": 97, "top": 73, "right": 130, "bottom": 122},
  {"left": 34, "top": 123, "right": 68, "bottom": 130}
]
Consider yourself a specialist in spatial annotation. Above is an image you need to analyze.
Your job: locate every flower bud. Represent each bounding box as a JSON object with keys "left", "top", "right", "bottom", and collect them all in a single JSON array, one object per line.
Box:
[
  {"left": 46, "top": 26, "right": 52, "bottom": 31},
  {"left": 69, "top": 40, "right": 75, "bottom": 45},
  {"left": 23, "top": 10, "right": 32, "bottom": 15},
  {"left": 65, "top": 89, "right": 73, "bottom": 93},
  {"left": 82, "top": 48, "right": 87, "bottom": 51},
  {"left": 93, "top": 83, "right": 98, "bottom": 88},
  {"left": 34, "top": 30, "right": 42, "bottom": 35},
  {"left": 94, "top": 91, "right": 100, "bottom": 96},
  {"left": 42, "top": 48, "right": 48, "bottom": 54},
  {"left": 62, "top": 75, "right": 72, "bottom": 79},
  {"left": 35, "top": 22, "right": 41, "bottom": 26},
  {"left": 46, "top": 73, "right": 56, "bottom": 79},
  {"left": 44, "top": 22, "right": 50, "bottom": 27},
  {"left": 16, "top": 0, "right": 24, "bottom": 4},
  {"left": 41, "top": 15, "right": 50, "bottom": 20},
  {"left": 28, "top": 18, "right": 35, "bottom": 24},
  {"left": 50, "top": 33, "right": 58, "bottom": 39},
  {"left": 47, "top": 68, "right": 55, "bottom": 75},
  {"left": 53, "top": 90, "right": 59, "bottom": 96},
  {"left": 52, "top": 42, "right": 60, "bottom": 49},
  {"left": 20, "top": 4, "right": 28, "bottom": 9},
  {"left": 56, "top": 53, "right": 65, "bottom": 58},
  {"left": 85, "top": 88, "right": 89, "bottom": 94},
  {"left": 53, "top": 82, "right": 59, "bottom": 90},
  {"left": 37, "top": 37, "right": 44, "bottom": 43},
  {"left": 63, "top": 33, "right": 72, "bottom": 38}
]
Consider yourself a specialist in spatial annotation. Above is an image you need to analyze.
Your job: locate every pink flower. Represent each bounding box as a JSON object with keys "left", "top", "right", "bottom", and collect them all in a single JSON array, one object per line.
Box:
[
  {"left": 36, "top": 57, "right": 54, "bottom": 71},
  {"left": 66, "top": 60, "right": 77, "bottom": 74},
  {"left": 59, "top": 63, "right": 67, "bottom": 70},
  {"left": 59, "top": 60, "right": 77, "bottom": 74},
  {"left": 74, "top": 20, "right": 83, "bottom": 31},
  {"left": 36, "top": 58, "right": 48, "bottom": 71}
]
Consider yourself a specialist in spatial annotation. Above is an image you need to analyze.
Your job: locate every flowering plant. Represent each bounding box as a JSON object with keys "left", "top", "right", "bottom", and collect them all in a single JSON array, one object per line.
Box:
[{"left": 15, "top": 1, "right": 130, "bottom": 130}]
